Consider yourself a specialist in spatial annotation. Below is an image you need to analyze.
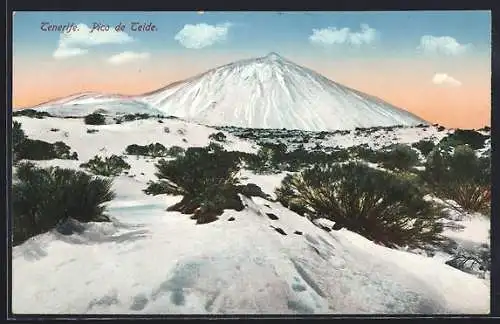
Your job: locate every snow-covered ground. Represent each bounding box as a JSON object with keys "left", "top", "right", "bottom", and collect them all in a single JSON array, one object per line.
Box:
[{"left": 11, "top": 116, "right": 490, "bottom": 314}]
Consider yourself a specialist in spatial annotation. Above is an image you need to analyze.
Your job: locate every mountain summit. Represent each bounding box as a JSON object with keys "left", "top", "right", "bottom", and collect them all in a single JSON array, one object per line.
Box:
[{"left": 138, "top": 53, "right": 427, "bottom": 131}]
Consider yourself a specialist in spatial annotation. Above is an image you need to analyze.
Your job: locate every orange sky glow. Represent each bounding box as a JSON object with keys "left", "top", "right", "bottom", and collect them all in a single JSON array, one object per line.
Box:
[{"left": 13, "top": 54, "right": 491, "bottom": 129}]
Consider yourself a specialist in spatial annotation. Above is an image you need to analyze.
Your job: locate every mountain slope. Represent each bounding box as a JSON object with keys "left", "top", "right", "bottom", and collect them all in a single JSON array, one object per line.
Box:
[
  {"left": 29, "top": 92, "right": 165, "bottom": 117},
  {"left": 138, "top": 53, "right": 427, "bottom": 131}
]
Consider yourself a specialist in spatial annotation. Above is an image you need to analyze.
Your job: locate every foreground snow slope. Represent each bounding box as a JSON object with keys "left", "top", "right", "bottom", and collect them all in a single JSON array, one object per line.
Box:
[
  {"left": 11, "top": 116, "right": 490, "bottom": 314},
  {"left": 12, "top": 194, "right": 489, "bottom": 314}
]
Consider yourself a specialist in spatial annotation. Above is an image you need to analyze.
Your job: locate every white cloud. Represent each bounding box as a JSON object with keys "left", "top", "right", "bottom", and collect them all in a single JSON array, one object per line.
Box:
[
  {"left": 53, "top": 47, "right": 88, "bottom": 59},
  {"left": 432, "top": 73, "right": 462, "bottom": 87},
  {"left": 174, "top": 22, "right": 232, "bottom": 49},
  {"left": 107, "top": 51, "right": 150, "bottom": 65},
  {"left": 53, "top": 23, "right": 133, "bottom": 59},
  {"left": 309, "top": 24, "right": 377, "bottom": 46},
  {"left": 418, "top": 36, "right": 471, "bottom": 56}
]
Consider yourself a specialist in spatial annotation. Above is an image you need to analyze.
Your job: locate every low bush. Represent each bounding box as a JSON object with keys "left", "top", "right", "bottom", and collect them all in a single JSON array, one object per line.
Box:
[
  {"left": 208, "top": 132, "right": 227, "bottom": 142},
  {"left": 12, "top": 109, "right": 52, "bottom": 118},
  {"left": 125, "top": 143, "right": 169, "bottom": 158},
  {"left": 15, "top": 134, "right": 78, "bottom": 161},
  {"left": 412, "top": 139, "right": 436, "bottom": 156},
  {"left": 439, "top": 129, "right": 489, "bottom": 150},
  {"left": 276, "top": 162, "right": 443, "bottom": 248},
  {"left": 380, "top": 144, "right": 420, "bottom": 171},
  {"left": 80, "top": 155, "right": 131, "bottom": 177},
  {"left": 422, "top": 145, "right": 490, "bottom": 213},
  {"left": 84, "top": 113, "right": 106, "bottom": 125},
  {"left": 144, "top": 146, "right": 244, "bottom": 224},
  {"left": 12, "top": 162, "right": 115, "bottom": 245}
]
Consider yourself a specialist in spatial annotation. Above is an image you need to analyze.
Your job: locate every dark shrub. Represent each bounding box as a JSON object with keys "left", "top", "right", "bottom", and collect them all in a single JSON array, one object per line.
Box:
[
  {"left": 167, "top": 146, "right": 185, "bottom": 157},
  {"left": 276, "top": 162, "right": 443, "bottom": 248},
  {"left": 147, "top": 143, "right": 168, "bottom": 158},
  {"left": 412, "top": 140, "right": 436, "bottom": 156},
  {"left": 50, "top": 128, "right": 59, "bottom": 132},
  {"left": 144, "top": 146, "right": 244, "bottom": 223},
  {"left": 437, "top": 126, "right": 446, "bottom": 132},
  {"left": 125, "top": 144, "right": 149, "bottom": 156},
  {"left": 80, "top": 155, "right": 131, "bottom": 177},
  {"left": 53, "top": 141, "right": 78, "bottom": 160},
  {"left": 208, "top": 132, "right": 227, "bottom": 142},
  {"left": 125, "top": 143, "right": 168, "bottom": 157},
  {"left": 347, "top": 145, "right": 382, "bottom": 163},
  {"left": 12, "top": 109, "right": 51, "bottom": 118},
  {"left": 12, "top": 121, "right": 26, "bottom": 157},
  {"left": 12, "top": 162, "right": 115, "bottom": 245},
  {"left": 16, "top": 138, "right": 77, "bottom": 161},
  {"left": 207, "top": 141, "right": 224, "bottom": 152},
  {"left": 380, "top": 144, "right": 420, "bottom": 171},
  {"left": 87, "top": 129, "right": 99, "bottom": 134},
  {"left": 84, "top": 113, "right": 106, "bottom": 125},
  {"left": 422, "top": 145, "right": 490, "bottom": 212},
  {"left": 122, "top": 113, "right": 151, "bottom": 122},
  {"left": 439, "top": 129, "right": 489, "bottom": 150}
]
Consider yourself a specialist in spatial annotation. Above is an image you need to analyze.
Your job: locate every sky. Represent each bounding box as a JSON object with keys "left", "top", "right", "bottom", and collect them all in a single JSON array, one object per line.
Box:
[{"left": 12, "top": 11, "right": 491, "bottom": 128}]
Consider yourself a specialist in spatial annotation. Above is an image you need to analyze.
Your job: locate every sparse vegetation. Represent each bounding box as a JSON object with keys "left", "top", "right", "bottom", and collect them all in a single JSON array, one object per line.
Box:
[
  {"left": 12, "top": 162, "right": 115, "bottom": 246},
  {"left": 12, "top": 121, "right": 26, "bottom": 162},
  {"left": 84, "top": 113, "right": 106, "bottom": 125},
  {"left": 13, "top": 109, "right": 52, "bottom": 119},
  {"left": 276, "top": 162, "right": 443, "bottom": 248},
  {"left": 14, "top": 123, "right": 78, "bottom": 161},
  {"left": 167, "top": 146, "right": 185, "bottom": 158},
  {"left": 209, "top": 132, "right": 227, "bottom": 142},
  {"left": 422, "top": 145, "right": 490, "bottom": 213},
  {"left": 144, "top": 145, "right": 244, "bottom": 224},
  {"left": 121, "top": 113, "right": 152, "bottom": 122},
  {"left": 380, "top": 144, "right": 420, "bottom": 171},
  {"left": 80, "top": 155, "right": 131, "bottom": 177},
  {"left": 412, "top": 139, "right": 436, "bottom": 156},
  {"left": 439, "top": 129, "right": 489, "bottom": 151},
  {"left": 125, "top": 143, "right": 170, "bottom": 158}
]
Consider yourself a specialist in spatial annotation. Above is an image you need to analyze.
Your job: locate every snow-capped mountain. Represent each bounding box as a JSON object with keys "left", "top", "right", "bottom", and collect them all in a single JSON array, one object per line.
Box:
[
  {"left": 138, "top": 52, "right": 427, "bottom": 131},
  {"left": 31, "top": 92, "right": 165, "bottom": 117},
  {"left": 26, "top": 53, "right": 427, "bottom": 131}
]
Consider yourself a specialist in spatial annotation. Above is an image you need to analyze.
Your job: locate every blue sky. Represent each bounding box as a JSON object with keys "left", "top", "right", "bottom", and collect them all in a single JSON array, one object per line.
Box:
[{"left": 13, "top": 11, "right": 491, "bottom": 59}]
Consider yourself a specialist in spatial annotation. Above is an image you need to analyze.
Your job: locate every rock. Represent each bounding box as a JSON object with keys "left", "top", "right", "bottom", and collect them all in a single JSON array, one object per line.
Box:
[
  {"left": 271, "top": 226, "right": 287, "bottom": 236},
  {"left": 228, "top": 217, "right": 235, "bottom": 221},
  {"left": 266, "top": 213, "right": 279, "bottom": 220}
]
